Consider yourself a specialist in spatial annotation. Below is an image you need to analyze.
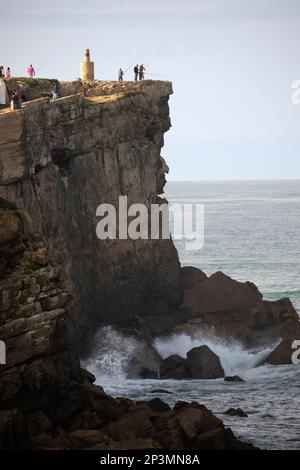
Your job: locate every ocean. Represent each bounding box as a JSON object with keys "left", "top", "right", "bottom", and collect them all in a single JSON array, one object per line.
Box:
[{"left": 85, "top": 180, "right": 300, "bottom": 450}]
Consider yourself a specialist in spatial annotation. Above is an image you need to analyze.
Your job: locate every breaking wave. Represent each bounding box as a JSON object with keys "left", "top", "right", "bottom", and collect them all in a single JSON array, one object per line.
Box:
[
  {"left": 83, "top": 326, "right": 275, "bottom": 384},
  {"left": 153, "top": 332, "right": 274, "bottom": 378},
  {"left": 82, "top": 326, "right": 141, "bottom": 384}
]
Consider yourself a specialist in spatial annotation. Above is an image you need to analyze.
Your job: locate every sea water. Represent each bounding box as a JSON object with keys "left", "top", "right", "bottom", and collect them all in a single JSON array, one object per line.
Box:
[{"left": 85, "top": 180, "right": 300, "bottom": 450}]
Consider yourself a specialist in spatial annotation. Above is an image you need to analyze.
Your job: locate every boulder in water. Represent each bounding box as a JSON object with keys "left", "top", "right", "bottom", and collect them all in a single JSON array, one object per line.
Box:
[
  {"left": 149, "top": 389, "right": 174, "bottom": 395},
  {"left": 186, "top": 346, "right": 225, "bottom": 379}
]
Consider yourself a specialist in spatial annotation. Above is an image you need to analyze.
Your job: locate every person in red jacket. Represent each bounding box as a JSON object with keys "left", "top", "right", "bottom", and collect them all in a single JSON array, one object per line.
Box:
[{"left": 27, "top": 64, "right": 35, "bottom": 78}]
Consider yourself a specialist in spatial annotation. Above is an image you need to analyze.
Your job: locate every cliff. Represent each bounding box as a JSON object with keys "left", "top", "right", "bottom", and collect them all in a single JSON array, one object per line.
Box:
[
  {"left": 1, "top": 78, "right": 299, "bottom": 355},
  {"left": 0, "top": 80, "right": 182, "bottom": 352}
]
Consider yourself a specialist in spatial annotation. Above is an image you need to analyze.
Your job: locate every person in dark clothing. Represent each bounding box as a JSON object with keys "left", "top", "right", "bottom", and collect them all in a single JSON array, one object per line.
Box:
[
  {"left": 52, "top": 83, "right": 59, "bottom": 100},
  {"left": 0, "top": 66, "right": 4, "bottom": 78},
  {"left": 139, "top": 64, "right": 145, "bottom": 81},
  {"left": 134, "top": 65, "right": 139, "bottom": 81},
  {"left": 11, "top": 91, "right": 21, "bottom": 110},
  {"left": 118, "top": 68, "right": 124, "bottom": 81}
]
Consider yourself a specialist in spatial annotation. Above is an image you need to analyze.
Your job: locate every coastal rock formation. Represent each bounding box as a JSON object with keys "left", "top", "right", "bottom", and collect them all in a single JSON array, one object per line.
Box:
[
  {"left": 0, "top": 80, "right": 182, "bottom": 352},
  {"left": 172, "top": 267, "right": 300, "bottom": 349}
]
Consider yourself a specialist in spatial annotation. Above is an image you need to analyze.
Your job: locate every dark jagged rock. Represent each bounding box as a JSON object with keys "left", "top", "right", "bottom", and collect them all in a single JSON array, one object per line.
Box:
[
  {"left": 186, "top": 346, "right": 225, "bottom": 379},
  {"left": 224, "top": 375, "right": 245, "bottom": 382}
]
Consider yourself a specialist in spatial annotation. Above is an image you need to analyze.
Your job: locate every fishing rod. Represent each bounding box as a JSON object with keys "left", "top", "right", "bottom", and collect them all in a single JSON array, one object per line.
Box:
[
  {"left": 124, "top": 63, "right": 135, "bottom": 75},
  {"left": 145, "top": 49, "right": 168, "bottom": 68},
  {"left": 144, "top": 72, "right": 172, "bottom": 78}
]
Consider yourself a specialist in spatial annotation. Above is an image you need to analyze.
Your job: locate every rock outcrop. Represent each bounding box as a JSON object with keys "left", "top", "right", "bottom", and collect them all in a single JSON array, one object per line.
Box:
[{"left": 172, "top": 267, "right": 300, "bottom": 349}]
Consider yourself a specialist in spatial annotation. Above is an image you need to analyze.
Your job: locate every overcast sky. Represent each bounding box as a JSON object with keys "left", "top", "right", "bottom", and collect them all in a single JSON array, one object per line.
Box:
[{"left": 1, "top": 0, "right": 300, "bottom": 180}]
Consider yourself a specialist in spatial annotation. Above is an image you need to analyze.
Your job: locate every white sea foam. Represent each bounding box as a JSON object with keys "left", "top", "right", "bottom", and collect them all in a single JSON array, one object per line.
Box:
[
  {"left": 153, "top": 332, "right": 274, "bottom": 378},
  {"left": 82, "top": 326, "right": 141, "bottom": 385},
  {"left": 83, "top": 326, "right": 275, "bottom": 384}
]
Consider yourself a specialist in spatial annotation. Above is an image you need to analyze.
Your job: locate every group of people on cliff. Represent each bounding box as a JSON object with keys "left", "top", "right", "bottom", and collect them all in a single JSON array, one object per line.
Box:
[
  {"left": 0, "top": 64, "right": 36, "bottom": 79},
  {"left": 0, "top": 66, "right": 11, "bottom": 78},
  {"left": 118, "top": 64, "right": 146, "bottom": 82}
]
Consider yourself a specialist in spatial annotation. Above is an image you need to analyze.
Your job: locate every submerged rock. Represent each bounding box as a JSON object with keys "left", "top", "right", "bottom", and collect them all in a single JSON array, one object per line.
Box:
[
  {"left": 224, "top": 375, "right": 245, "bottom": 382},
  {"left": 149, "top": 389, "right": 174, "bottom": 394},
  {"left": 224, "top": 408, "right": 248, "bottom": 418}
]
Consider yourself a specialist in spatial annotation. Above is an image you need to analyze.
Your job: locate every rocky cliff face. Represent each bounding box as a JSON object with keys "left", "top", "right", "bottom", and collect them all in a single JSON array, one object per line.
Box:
[{"left": 0, "top": 80, "right": 182, "bottom": 352}]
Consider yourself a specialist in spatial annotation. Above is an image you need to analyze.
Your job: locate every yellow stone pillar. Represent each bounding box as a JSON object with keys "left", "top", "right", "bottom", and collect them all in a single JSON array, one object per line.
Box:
[{"left": 80, "top": 49, "right": 94, "bottom": 81}]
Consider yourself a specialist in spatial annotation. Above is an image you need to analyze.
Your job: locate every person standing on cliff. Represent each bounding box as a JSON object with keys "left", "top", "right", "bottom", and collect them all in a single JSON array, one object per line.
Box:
[
  {"left": 6, "top": 67, "right": 11, "bottom": 78},
  {"left": 134, "top": 64, "right": 139, "bottom": 81},
  {"left": 118, "top": 68, "right": 124, "bottom": 81},
  {"left": 27, "top": 64, "right": 35, "bottom": 78},
  {"left": 11, "top": 91, "right": 21, "bottom": 111},
  {"left": 139, "top": 64, "right": 145, "bottom": 81},
  {"left": 0, "top": 66, "right": 4, "bottom": 78},
  {"left": 52, "top": 82, "right": 59, "bottom": 100}
]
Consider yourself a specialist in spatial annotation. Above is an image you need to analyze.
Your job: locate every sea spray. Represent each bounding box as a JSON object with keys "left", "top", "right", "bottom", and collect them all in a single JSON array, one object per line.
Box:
[
  {"left": 83, "top": 326, "right": 274, "bottom": 383},
  {"left": 153, "top": 332, "right": 274, "bottom": 377},
  {"left": 82, "top": 326, "right": 141, "bottom": 384},
  {"left": 82, "top": 326, "right": 161, "bottom": 383}
]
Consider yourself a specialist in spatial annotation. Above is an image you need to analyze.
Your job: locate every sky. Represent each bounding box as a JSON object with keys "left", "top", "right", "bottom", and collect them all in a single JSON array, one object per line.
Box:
[{"left": 1, "top": 0, "right": 300, "bottom": 180}]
